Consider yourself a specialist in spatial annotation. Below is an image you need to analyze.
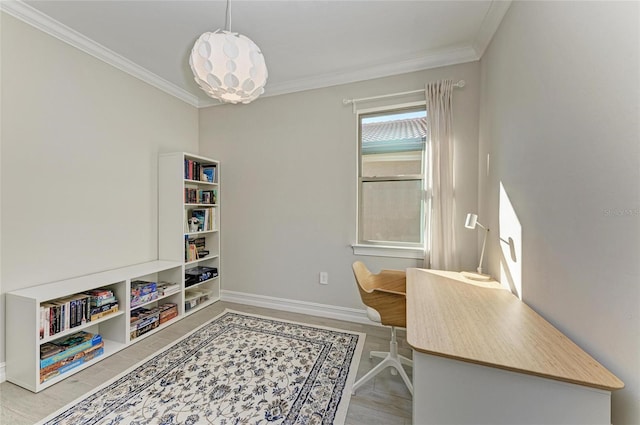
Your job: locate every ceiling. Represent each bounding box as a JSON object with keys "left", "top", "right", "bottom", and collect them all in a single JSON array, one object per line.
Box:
[{"left": 3, "top": 1, "right": 511, "bottom": 107}]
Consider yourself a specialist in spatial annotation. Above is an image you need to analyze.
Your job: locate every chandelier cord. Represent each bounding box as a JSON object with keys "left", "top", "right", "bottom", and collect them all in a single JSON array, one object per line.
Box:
[{"left": 225, "top": 0, "right": 231, "bottom": 32}]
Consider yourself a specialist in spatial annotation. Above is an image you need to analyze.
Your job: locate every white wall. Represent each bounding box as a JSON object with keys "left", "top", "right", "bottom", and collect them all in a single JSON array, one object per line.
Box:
[
  {"left": 0, "top": 14, "right": 199, "bottom": 363},
  {"left": 199, "top": 61, "right": 480, "bottom": 310},
  {"left": 479, "top": 2, "right": 639, "bottom": 423}
]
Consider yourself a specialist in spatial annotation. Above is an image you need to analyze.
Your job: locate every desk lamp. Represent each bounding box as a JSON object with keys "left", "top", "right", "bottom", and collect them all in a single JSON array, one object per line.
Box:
[{"left": 462, "top": 213, "right": 491, "bottom": 281}]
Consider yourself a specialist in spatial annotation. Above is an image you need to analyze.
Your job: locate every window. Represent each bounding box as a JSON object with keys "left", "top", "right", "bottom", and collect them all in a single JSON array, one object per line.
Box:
[{"left": 355, "top": 104, "right": 427, "bottom": 258}]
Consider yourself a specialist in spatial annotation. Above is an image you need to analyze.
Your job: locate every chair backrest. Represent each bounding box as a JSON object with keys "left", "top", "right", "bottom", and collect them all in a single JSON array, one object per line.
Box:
[{"left": 352, "top": 261, "right": 407, "bottom": 328}]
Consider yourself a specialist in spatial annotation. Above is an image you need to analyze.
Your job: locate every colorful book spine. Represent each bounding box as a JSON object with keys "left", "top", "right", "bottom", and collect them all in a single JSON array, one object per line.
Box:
[
  {"left": 40, "top": 342, "right": 104, "bottom": 376},
  {"left": 40, "top": 347, "right": 104, "bottom": 383},
  {"left": 90, "top": 295, "right": 117, "bottom": 307},
  {"left": 40, "top": 333, "right": 103, "bottom": 369},
  {"left": 90, "top": 304, "right": 119, "bottom": 321},
  {"left": 89, "top": 301, "right": 119, "bottom": 316}
]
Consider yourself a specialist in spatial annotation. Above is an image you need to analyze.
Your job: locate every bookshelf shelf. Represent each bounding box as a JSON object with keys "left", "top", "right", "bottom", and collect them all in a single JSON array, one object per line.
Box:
[
  {"left": 184, "top": 230, "right": 218, "bottom": 236},
  {"left": 185, "top": 255, "right": 219, "bottom": 266},
  {"left": 184, "top": 298, "right": 216, "bottom": 316},
  {"left": 185, "top": 276, "right": 219, "bottom": 290},
  {"left": 184, "top": 179, "right": 217, "bottom": 186}
]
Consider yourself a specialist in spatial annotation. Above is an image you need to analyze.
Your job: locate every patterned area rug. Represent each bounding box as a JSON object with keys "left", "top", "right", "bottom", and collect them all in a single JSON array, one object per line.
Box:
[{"left": 38, "top": 310, "right": 365, "bottom": 425}]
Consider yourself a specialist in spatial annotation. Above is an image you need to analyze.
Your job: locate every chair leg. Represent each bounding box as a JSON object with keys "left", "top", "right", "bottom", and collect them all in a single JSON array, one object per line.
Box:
[
  {"left": 352, "top": 354, "right": 396, "bottom": 394},
  {"left": 369, "top": 351, "right": 387, "bottom": 360},
  {"left": 352, "top": 326, "right": 413, "bottom": 396},
  {"left": 399, "top": 355, "right": 413, "bottom": 367}
]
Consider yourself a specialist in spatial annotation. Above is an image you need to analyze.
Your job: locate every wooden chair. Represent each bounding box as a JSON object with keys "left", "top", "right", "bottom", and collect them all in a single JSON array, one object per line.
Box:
[{"left": 352, "top": 261, "right": 413, "bottom": 395}]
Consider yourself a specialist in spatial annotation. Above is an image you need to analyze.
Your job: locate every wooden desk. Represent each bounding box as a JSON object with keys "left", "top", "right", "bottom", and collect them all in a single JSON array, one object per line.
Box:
[{"left": 406, "top": 268, "right": 623, "bottom": 425}]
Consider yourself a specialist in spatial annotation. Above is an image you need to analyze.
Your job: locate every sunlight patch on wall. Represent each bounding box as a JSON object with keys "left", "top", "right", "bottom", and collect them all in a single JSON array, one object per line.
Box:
[{"left": 499, "top": 182, "right": 522, "bottom": 299}]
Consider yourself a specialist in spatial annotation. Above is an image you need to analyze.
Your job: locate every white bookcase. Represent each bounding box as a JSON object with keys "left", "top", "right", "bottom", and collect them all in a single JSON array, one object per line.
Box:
[
  {"left": 159, "top": 152, "right": 221, "bottom": 313},
  {"left": 5, "top": 153, "right": 222, "bottom": 393},
  {"left": 5, "top": 260, "right": 183, "bottom": 392}
]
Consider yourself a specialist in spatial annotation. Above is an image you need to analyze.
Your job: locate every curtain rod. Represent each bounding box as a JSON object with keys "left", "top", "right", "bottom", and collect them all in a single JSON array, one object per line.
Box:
[{"left": 343, "top": 80, "right": 465, "bottom": 113}]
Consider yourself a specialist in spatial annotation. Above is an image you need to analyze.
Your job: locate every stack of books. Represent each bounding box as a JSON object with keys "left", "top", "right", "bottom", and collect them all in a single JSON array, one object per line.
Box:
[
  {"left": 130, "top": 281, "right": 158, "bottom": 308},
  {"left": 184, "top": 236, "right": 210, "bottom": 262},
  {"left": 159, "top": 303, "right": 178, "bottom": 324},
  {"left": 185, "top": 266, "right": 218, "bottom": 288},
  {"left": 86, "top": 288, "right": 119, "bottom": 322},
  {"left": 192, "top": 237, "right": 208, "bottom": 258},
  {"left": 39, "top": 331, "right": 104, "bottom": 383},
  {"left": 130, "top": 307, "right": 160, "bottom": 340},
  {"left": 157, "top": 281, "right": 180, "bottom": 297}
]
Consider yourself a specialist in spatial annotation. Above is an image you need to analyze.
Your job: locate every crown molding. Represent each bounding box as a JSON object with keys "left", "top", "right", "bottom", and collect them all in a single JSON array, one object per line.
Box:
[
  {"left": 0, "top": 0, "right": 200, "bottom": 107},
  {"left": 264, "top": 45, "right": 479, "bottom": 99},
  {"left": 473, "top": 0, "right": 512, "bottom": 58},
  {"left": 198, "top": 44, "right": 479, "bottom": 108}
]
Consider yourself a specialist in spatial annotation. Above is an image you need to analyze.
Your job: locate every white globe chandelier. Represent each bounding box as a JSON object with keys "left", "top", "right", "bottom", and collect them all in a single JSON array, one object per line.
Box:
[{"left": 189, "top": 0, "right": 267, "bottom": 104}]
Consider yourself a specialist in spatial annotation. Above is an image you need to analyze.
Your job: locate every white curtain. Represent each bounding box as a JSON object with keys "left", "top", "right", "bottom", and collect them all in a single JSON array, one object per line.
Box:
[{"left": 425, "top": 80, "right": 458, "bottom": 270}]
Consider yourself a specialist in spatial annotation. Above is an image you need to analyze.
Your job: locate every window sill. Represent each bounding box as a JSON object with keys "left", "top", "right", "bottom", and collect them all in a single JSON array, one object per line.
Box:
[{"left": 352, "top": 244, "right": 425, "bottom": 259}]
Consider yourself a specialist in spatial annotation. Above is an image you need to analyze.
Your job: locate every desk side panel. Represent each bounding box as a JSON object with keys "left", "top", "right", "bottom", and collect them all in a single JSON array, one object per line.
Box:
[{"left": 413, "top": 353, "right": 611, "bottom": 425}]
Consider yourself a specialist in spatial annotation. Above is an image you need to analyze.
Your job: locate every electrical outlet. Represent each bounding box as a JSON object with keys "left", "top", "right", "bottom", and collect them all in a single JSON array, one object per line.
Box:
[{"left": 319, "top": 272, "right": 329, "bottom": 285}]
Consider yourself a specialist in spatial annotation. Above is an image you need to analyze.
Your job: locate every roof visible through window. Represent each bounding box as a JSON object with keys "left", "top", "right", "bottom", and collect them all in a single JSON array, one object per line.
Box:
[{"left": 361, "top": 110, "right": 426, "bottom": 154}]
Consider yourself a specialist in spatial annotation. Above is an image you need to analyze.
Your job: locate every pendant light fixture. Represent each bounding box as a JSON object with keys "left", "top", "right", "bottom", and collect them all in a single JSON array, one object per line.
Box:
[{"left": 189, "top": 0, "right": 268, "bottom": 104}]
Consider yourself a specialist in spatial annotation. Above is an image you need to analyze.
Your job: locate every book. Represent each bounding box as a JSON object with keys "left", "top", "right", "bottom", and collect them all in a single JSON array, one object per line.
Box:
[
  {"left": 131, "top": 281, "right": 158, "bottom": 307},
  {"left": 40, "top": 343, "right": 63, "bottom": 359},
  {"left": 189, "top": 208, "right": 215, "bottom": 232},
  {"left": 50, "top": 300, "right": 68, "bottom": 334},
  {"left": 184, "top": 159, "right": 204, "bottom": 181},
  {"left": 40, "top": 302, "right": 56, "bottom": 339},
  {"left": 89, "top": 301, "right": 119, "bottom": 317},
  {"left": 39, "top": 306, "right": 45, "bottom": 339},
  {"left": 202, "top": 165, "right": 216, "bottom": 183},
  {"left": 40, "top": 346, "right": 104, "bottom": 383},
  {"left": 159, "top": 303, "right": 178, "bottom": 323},
  {"left": 191, "top": 209, "right": 206, "bottom": 232},
  {"left": 54, "top": 295, "right": 87, "bottom": 329},
  {"left": 185, "top": 266, "right": 218, "bottom": 287},
  {"left": 40, "top": 342, "right": 104, "bottom": 377},
  {"left": 89, "top": 295, "right": 117, "bottom": 307},
  {"left": 187, "top": 236, "right": 207, "bottom": 258},
  {"left": 157, "top": 282, "right": 180, "bottom": 296},
  {"left": 40, "top": 332, "right": 102, "bottom": 368},
  {"left": 67, "top": 294, "right": 90, "bottom": 327},
  {"left": 188, "top": 242, "right": 198, "bottom": 262},
  {"left": 90, "top": 304, "right": 119, "bottom": 321},
  {"left": 85, "top": 288, "right": 113, "bottom": 298}
]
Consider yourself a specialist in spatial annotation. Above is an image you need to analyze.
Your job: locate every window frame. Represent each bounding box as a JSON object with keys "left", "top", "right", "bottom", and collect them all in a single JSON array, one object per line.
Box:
[{"left": 354, "top": 101, "right": 429, "bottom": 259}]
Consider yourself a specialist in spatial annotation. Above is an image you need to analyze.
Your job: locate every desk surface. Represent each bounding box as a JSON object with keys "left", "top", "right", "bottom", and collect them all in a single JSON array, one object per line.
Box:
[{"left": 406, "top": 268, "right": 624, "bottom": 391}]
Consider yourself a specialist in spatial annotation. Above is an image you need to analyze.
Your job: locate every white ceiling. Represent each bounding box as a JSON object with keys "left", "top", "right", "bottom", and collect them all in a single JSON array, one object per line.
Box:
[{"left": 3, "top": 0, "right": 511, "bottom": 107}]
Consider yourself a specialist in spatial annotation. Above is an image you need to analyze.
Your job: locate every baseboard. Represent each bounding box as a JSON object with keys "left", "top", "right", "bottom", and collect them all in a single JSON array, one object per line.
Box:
[
  {"left": 220, "top": 290, "right": 373, "bottom": 325},
  {"left": 0, "top": 362, "right": 6, "bottom": 383}
]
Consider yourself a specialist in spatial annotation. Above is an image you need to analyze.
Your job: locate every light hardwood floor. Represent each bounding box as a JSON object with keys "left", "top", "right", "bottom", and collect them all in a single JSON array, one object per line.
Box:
[{"left": 0, "top": 301, "right": 413, "bottom": 424}]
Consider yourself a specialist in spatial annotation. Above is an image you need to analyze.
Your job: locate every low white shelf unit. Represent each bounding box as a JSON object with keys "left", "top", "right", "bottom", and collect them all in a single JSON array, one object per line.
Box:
[{"left": 5, "top": 259, "right": 219, "bottom": 393}]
